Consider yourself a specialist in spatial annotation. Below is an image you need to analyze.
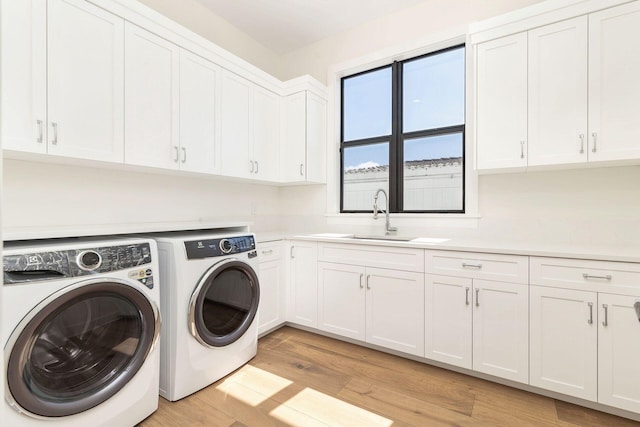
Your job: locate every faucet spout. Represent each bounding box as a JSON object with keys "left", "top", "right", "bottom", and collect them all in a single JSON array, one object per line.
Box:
[{"left": 372, "top": 189, "right": 397, "bottom": 235}]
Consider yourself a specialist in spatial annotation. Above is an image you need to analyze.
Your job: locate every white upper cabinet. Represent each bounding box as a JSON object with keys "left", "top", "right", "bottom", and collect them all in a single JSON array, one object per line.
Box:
[
  {"left": 588, "top": 1, "right": 640, "bottom": 162},
  {"left": 476, "top": 33, "right": 528, "bottom": 170},
  {"left": 474, "top": 0, "right": 640, "bottom": 171},
  {"left": 220, "top": 71, "right": 281, "bottom": 181},
  {"left": 282, "top": 91, "right": 327, "bottom": 183},
  {"left": 528, "top": 16, "right": 588, "bottom": 166},
  {"left": 178, "top": 50, "right": 220, "bottom": 174},
  {"left": 124, "top": 23, "right": 179, "bottom": 169},
  {"left": 47, "top": 0, "right": 124, "bottom": 162},
  {"left": 2, "top": 0, "right": 125, "bottom": 161},
  {"left": 0, "top": 0, "right": 47, "bottom": 154}
]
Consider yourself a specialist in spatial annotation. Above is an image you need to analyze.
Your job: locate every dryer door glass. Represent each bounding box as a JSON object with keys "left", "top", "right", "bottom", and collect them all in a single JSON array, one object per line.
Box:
[
  {"left": 190, "top": 259, "right": 260, "bottom": 347},
  {"left": 6, "top": 280, "right": 157, "bottom": 418}
]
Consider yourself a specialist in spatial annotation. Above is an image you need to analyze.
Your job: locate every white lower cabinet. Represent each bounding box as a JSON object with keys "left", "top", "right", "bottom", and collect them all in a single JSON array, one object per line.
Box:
[
  {"left": 529, "top": 286, "right": 598, "bottom": 400},
  {"left": 425, "top": 274, "right": 528, "bottom": 383},
  {"left": 318, "top": 262, "right": 424, "bottom": 357},
  {"left": 257, "top": 241, "right": 285, "bottom": 335},
  {"left": 530, "top": 256, "right": 640, "bottom": 412},
  {"left": 287, "top": 241, "right": 318, "bottom": 328}
]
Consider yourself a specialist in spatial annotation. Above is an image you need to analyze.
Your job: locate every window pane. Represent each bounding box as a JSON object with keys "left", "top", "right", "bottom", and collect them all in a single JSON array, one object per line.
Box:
[
  {"left": 403, "top": 133, "right": 463, "bottom": 211},
  {"left": 403, "top": 47, "right": 465, "bottom": 132},
  {"left": 343, "top": 143, "right": 389, "bottom": 211},
  {"left": 343, "top": 67, "right": 392, "bottom": 141}
]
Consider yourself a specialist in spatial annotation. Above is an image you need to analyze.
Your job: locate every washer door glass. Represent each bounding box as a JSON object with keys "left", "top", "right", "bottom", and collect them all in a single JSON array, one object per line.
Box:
[
  {"left": 6, "top": 280, "right": 157, "bottom": 418},
  {"left": 190, "top": 259, "right": 260, "bottom": 347}
]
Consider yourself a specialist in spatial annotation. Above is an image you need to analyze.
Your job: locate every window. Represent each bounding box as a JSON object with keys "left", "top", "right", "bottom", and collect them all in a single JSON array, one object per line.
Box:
[{"left": 341, "top": 45, "right": 465, "bottom": 213}]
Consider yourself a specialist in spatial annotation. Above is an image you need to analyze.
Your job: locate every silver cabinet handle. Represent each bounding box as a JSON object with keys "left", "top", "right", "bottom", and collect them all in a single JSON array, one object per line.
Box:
[
  {"left": 181, "top": 147, "right": 186, "bottom": 163},
  {"left": 173, "top": 146, "right": 179, "bottom": 162},
  {"left": 520, "top": 140, "right": 525, "bottom": 159},
  {"left": 579, "top": 134, "right": 584, "bottom": 154},
  {"left": 588, "top": 302, "right": 594, "bottom": 325},
  {"left": 250, "top": 160, "right": 255, "bottom": 173},
  {"left": 475, "top": 288, "right": 480, "bottom": 307},
  {"left": 465, "top": 287, "right": 470, "bottom": 306},
  {"left": 583, "top": 273, "right": 612, "bottom": 281},
  {"left": 290, "top": 246, "right": 294, "bottom": 259},
  {"left": 592, "top": 132, "right": 597, "bottom": 153},
  {"left": 300, "top": 163, "right": 304, "bottom": 176},
  {"left": 462, "top": 263, "right": 482, "bottom": 269},
  {"left": 634, "top": 301, "right": 640, "bottom": 323},
  {"left": 261, "top": 249, "right": 273, "bottom": 255},
  {"left": 602, "top": 304, "right": 608, "bottom": 327},
  {"left": 51, "top": 122, "right": 58, "bottom": 145},
  {"left": 366, "top": 274, "right": 371, "bottom": 290},
  {"left": 255, "top": 161, "right": 259, "bottom": 174},
  {"left": 37, "top": 120, "right": 43, "bottom": 143},
  {"left": 359, "top": 273, "right": 364, "bottom": 289}
]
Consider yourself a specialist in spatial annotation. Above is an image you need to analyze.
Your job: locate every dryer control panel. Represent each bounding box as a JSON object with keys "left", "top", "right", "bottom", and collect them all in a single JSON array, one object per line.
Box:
[{"left": 185, "top": 235, "right": 256, "bottom": 259}]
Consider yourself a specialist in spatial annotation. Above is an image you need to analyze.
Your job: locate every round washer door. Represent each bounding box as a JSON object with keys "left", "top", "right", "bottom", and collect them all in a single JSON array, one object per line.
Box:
[
  {"left": 5, "top": 279, "right": 159, "bottom": 418},
  {"left": 189, "top": 258, "right": 260, "bottom": 347}
]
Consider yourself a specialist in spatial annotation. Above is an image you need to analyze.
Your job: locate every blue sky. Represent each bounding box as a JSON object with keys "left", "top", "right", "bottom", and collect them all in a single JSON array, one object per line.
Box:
[{"left": 343, "top": 46, "right": 464, "bottom": 169}]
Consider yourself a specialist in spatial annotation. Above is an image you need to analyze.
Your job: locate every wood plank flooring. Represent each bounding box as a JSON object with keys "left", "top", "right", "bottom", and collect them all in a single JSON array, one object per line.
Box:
[{"left": 139, "top": 326, "right": 639, "bottom": 426}]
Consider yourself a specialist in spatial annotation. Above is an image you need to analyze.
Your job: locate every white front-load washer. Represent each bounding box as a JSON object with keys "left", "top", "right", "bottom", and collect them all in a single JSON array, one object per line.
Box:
[
  {"left": 149, "top": 231, "right": 260, "bottom": 401},
  {"left": 2, "top": 237, "right": 161, "bottom": 426}
]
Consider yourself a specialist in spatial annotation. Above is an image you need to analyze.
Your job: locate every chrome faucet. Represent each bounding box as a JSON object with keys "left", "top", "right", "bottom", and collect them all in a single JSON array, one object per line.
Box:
[{"left": 373, "top": 188, "right": 397, "bottom": 235}]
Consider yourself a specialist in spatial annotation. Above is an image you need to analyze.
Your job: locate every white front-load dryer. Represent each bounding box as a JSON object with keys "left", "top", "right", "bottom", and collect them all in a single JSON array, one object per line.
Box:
[
  {"left": 2, "top": 237, "right": 161, "bottom": 426},
  {"left": 150, "top": 231, "right": 260, "bottom": 401}
]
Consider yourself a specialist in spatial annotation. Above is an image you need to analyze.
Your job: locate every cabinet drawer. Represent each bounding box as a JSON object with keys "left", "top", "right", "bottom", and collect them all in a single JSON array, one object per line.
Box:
[
  {"left": 425, "top": 250, "right": 528, "bottom": 284},
  {"left": 530, "top": 257, "right": 640, "bottom": 295},
  {"left": 257, "top": 242, "right": 281, "bottom": 263},
  {"left": 318, "top": 243, "right": 424, "bottom": 273}
]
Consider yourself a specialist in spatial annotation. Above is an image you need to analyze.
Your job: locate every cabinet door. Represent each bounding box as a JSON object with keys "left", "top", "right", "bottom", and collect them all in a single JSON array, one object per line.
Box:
[
  {"left": 476, "top": 32, "right": 527, "bottom": 170},
  {"left": 282, "top": 91, "right": 307, "bottom": 182},
  {"left": 47, "top": 0, "right": 124, "bottom": 162},
  {"left": 252, "top": 86, "right": 280, "bottom": 181},
  {"left": 598, "top": 293, "right": 640, "bottom": 413},
  {"left": 473, "top": 280, "right": 528, "bottom": 383},
  {"left": 288, "top": 242, "right": 318, "bottom": 328},
  {"left": 589, "top": 1, "right": 640, "bottom": 162},
  {"left": 220, "top": 71, "right": 251, "bottom": 178},
  {"left": 424, "top": 274, "right": 472, "bottom": 368},
  {"left": 179, "top": 50, "right": 219, "bottom": 174},
  {"left": 528, "top": 17, "right": 588, "bottom": 166},
  {"left": 1, "top": 0, "right": 47, "bottom": 153},
  {"left": 366, "top": 267, "right": 424, "bottom": 357},
  {"left": 305, "top": 92, "right": 327, "bottom": 183},
  {"left": 258, "top": 256, "right": 284, "bottom": 335},
  {"left": 124, "top": 23, "right": 179, "bottom": 169},
  {"left": 530, "top": 286, "right": 597, "bottom": 401},
  {"left": 318, "top": 262, "right": 366, "bottom": 341}
]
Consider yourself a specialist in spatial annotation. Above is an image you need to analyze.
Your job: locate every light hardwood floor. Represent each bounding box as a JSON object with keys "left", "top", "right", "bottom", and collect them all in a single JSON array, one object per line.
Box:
[{"left": 139, "top": 326, "right": 639, "bottom": 426}]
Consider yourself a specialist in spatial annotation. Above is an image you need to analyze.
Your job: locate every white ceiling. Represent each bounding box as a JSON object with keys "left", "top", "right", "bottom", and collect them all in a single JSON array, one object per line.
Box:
[{"left": 193, "top": 0, "right": 426, "bottom": 54}]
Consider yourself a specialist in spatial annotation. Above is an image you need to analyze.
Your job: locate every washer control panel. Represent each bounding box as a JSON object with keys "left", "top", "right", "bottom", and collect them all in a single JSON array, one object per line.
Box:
[
  {"left": 185, "top": 235, "right": 256, "bottom": 259},
  {"left": 3, "top": 243, "right": 153, "bottom": 284}
]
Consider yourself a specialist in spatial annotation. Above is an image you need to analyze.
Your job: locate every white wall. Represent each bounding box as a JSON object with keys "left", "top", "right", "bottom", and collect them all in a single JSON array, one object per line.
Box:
[
  {"left": 137, "top": 0, "right": 283, "bottom": 79},
  {"left": 2, "top": 159, "right": 282, "bottom": 233},
  {"left": 280, "top": 0, "right": 547, "bottom": 83}
]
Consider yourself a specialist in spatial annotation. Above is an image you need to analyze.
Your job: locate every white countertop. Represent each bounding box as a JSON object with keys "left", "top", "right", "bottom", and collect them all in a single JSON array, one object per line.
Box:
[{"left": 256, "top": 232, "right": 640, "bottom": 263}]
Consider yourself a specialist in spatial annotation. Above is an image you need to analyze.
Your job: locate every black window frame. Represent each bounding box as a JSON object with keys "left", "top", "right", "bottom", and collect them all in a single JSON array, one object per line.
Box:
[{"left": 340, "top": 44, "right": 466, "bottom": 214}]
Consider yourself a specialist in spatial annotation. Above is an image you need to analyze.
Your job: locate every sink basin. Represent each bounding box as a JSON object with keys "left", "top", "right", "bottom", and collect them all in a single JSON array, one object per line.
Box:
[{"left": 351, "top": 235, "right": 415, "bottom": 242}]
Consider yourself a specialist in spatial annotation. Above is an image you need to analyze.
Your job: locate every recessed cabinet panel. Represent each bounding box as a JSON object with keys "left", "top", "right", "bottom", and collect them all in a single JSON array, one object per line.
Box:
[
  {"left": 258, "top": 242, "right": 284, "bottom": 335},
  {"left": 425, "top": 274, "right": 473, "bottom": 368},
  {"left": 305, "top": 92, "right": 327, "bottom": 183},
  {"left": 179, "top": 50, "right": 219, "bottom": 174},
  {"left": 319, "top": 243, "right": 424, "bottom": 272},
  {"left": 425, "top": 250, "right": 528, "bottom": 284},
  {"left": 47, "top": 0, "right": 124, "bottom": 162},
  {"left": 476, "top": 32, "right": 528, "bottom": 170},
  {"left": 0, "top": 0, "right": 47, "bottom": 153},
  {"left": 253, "top": 87, "right": 280, "bottom": 181},
  {"left": 288, "top": 241, "right": 318, "bottom": 328},
  {"left": 528, "top": 16, "right": 588, "bottom": 166},
  {"left": 530, "top": 286, "right": 598, "bottom": 401},
  {"left": 366, "top": 267, "right": 425, "bottom": 357},
  {"left": 589, "top": 1, "right": 640, "bottom": 162},
  {"left": 220, "top": 71, "right": 252, "bottom": 178},
  {"left": 598, "top": 293, "right": 640, "bottom": 413},
  {"left": 124, "top": 23, "right": 179, "bottom": 169}
]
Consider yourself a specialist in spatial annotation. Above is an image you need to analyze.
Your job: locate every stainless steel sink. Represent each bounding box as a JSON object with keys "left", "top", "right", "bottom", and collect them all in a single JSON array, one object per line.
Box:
[{"left": 351, "top": 234, "right": 415, "bottom": 242}]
